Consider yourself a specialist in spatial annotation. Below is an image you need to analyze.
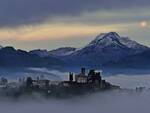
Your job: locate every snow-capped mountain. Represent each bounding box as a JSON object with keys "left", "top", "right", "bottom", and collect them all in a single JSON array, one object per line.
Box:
[
  {"left": 29, "top": 49, "right": 50, "bottom": 57},
  {"left": 30, "top": 47, "right": 76, "bottom": 58},
  {"left": 89, "top": 32, "right": 147, "bottom": 51},
  {"left": 0, "top": 32, "right": 148, "bottom": 68},
  {"left": 49, "top": 47, "right": 76, "bottom": 57},
  {"left": 27, "top": 32, "right": 149, "bottom": 68},
  {"left": 59, "top": 32, "right": 149, "bottom": 67}
]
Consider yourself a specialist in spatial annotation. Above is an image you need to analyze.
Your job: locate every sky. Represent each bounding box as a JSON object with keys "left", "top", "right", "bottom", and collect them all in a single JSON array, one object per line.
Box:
[{"left": 0, "top": 0, "right": 150, "bottom": 50}]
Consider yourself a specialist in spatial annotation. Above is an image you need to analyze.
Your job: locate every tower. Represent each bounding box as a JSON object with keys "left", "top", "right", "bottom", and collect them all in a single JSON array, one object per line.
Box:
[
  {"left": 69, "top": 72, "right": 73, "bottom": 82},
  {"left": 81, "top": 68, "right": 85, "bottom": 75}
]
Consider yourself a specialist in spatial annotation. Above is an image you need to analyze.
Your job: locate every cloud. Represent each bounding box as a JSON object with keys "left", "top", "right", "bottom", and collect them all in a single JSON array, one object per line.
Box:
[
  {"left": 0, "top": 0, "right": 150, "bottom": 50},
  {"left": 0, "top": 0, "right": 150, "bottom": 27},
  {"left": 0, "top": 23, "right": 123, "bottom": 42}
]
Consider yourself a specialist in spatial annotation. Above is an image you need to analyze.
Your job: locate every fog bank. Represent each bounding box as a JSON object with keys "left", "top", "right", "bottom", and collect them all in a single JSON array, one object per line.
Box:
[
  {"left": 106, "top": 74, "right": 150, "bottom": 89},
  {"left": 0, "top": 68, "right": 150, "bottom": 113},
  {"left": 0, "top": 91, "right": 150, "bottom": 113}
]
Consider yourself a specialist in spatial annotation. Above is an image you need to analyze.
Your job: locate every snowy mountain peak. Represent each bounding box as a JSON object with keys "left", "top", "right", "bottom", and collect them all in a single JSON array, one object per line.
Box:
[
  {"left": 95, "top": 32, "right": 120, "bottom": 41},
  {"left": 29, "top": 49, "right": 50, "bottom": 57},
  {"left": 49, "top": 47, "right": 76, "bottom": 57},
  {"left": 89, "top": 32, "right": 124, "bottom": 47},
  {"left": 62, "top": 32, "right": 149, "bottom": 66},
  {"left": 88, "top": 32, "right": 148, "bottom": 50}
]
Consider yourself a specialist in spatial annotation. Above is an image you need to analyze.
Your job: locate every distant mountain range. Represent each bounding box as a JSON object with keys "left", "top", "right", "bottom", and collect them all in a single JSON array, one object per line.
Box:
[
  {"left": 0, "top": 32, "right": 150, "bottom": 68},
  {"left": 0, "top": 47, "right": 64, "bottom": 67},
  {"left": 29, "top": 47, "right": 76, "bottom": 57}
]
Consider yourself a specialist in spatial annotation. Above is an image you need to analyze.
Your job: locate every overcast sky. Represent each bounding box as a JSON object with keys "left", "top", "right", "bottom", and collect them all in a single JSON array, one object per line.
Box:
[{"left": 0, "top": 0, "right": 150, "bottom": 50}]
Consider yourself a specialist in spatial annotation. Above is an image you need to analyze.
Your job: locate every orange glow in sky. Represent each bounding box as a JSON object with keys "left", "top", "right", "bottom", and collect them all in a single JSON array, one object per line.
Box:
[{"left": 0, "top": 24, "right": 122, "bottom": 42}]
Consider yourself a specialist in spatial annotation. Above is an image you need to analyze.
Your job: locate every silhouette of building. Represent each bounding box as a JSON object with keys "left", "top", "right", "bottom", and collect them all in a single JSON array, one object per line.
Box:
[
  {"left": 71, "top": 68, "right": 102, "bottom": 85},
  {"left": 75, "top": 68, "right": 88, "bottom": 83}
]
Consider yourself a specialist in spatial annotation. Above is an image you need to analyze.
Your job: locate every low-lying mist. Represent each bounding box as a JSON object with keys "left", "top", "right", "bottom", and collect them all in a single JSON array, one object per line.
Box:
[
  {"left": 106, "top": 74, "right": 150, "bottom": 89},
  {"left": 0, "top": 91, "right": 150, "bottom": 113},
  {"left": 1, "top": 67, "right": 150, "bottom": 113},
  {"left": 1, "top": 67, "right": 150, "bottom": 89}
]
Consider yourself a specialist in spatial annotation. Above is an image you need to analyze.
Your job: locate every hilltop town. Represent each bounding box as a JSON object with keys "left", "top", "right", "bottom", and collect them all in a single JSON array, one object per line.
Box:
[{"left": 0, "top": 68, "right": 120, "bottom": 98}]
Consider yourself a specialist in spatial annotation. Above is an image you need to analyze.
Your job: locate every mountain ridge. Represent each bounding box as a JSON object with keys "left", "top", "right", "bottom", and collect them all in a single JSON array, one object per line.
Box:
[
  {"left": 104, "top": 49, "right": 150, "bottom": 68},
  {"left": 58, "top": 32, "right": 149, "bottom": 67},
  {"left": 0, "top": 46, "right": 65, "bottom": 67},
  {"left": 0, "top": 32, "right": 149, "bottom": 68}
]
